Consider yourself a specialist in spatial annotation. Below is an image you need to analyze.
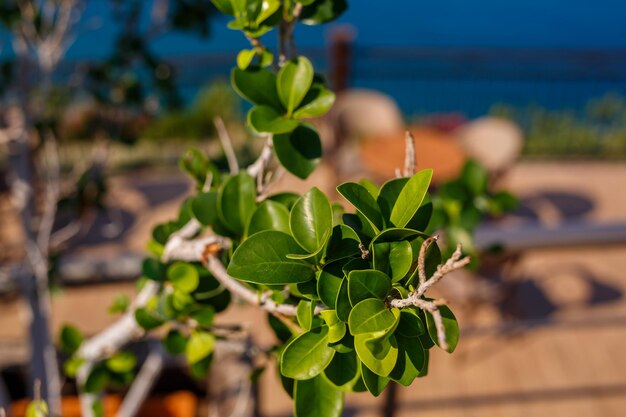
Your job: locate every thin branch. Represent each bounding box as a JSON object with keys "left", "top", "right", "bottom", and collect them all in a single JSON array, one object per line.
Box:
[
  {"left": 390, "top": 242, "right": 470, "bottom": 350},
  {"left": 417, "top": 235, "right": 438, "bottom": 287},
  {"left": 116, "top": 343, "right": 164, "bottom": 417},
  {"left": 205, "top": 256, "right": 324, "bottom": 318},
  {"left": 403, "top": 130, "right": 417, "bottom": 177},
  {"left": 246, "top": 137, "right": 273, "bottom": 179},
  {"left": 214, "top": 117, "right": 239, "bottom": 174}
]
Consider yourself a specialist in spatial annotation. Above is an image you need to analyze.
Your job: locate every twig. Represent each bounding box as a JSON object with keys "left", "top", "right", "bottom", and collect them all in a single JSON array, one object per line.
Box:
[
  {"left": 116, "top": 343, "right": 164, "bottom": 417},
  {"left": 390, "top": 242, "right": 470, "bottom": 350},
  {"left": 205, "top": 256, "right": 324, "bottom": 318},
  {"left": 246, "top": 137, "right": 273, "bottom": 179},
  {"left": 403, "top": 130, "right": 417, "bottom": 177},
  {"left": 417, "top": 235, "right": 438, "bottom": 287},
  {"left": 214, "top": 117, "right": 239, "bottom": 174}
]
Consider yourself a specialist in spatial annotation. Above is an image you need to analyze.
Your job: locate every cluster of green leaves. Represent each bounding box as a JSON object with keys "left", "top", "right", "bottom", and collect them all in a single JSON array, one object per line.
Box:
[
  {"left": 220, "top": 169, "right": 459, "bottom": 416},
  {"left": 429, "top": 160, "right": 518, "bottom": 263},
  {"left": 59, "top": 325, "right": 138, "bottom": 399}
]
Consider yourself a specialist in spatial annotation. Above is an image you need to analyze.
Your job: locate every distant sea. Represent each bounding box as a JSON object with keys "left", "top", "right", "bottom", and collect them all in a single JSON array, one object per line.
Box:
[{"left": 6, "top": 0, "right": 626, "bottom": 116}]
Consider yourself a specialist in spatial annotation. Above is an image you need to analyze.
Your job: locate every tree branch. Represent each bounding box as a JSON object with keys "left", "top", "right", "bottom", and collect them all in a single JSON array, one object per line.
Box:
[
  {"left": 214, "top": 117, "right": 239, "bottom": 175},
  {"left": 390, "top": 243, "right": 470, "bottom": 350}
]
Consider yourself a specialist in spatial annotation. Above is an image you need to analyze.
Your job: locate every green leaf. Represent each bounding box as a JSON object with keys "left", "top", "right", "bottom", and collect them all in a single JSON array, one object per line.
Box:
[
  {"left": 248, "top": 105, "right": 299, "bottom": 134},
  {"left": 192, "top": 192, "right": 219, "bottom": 226},
  {"left": 461, "top": 159, "right": 489, "bottom": 195},
  {"left": 347, "top": 270, "right": 391, "bottom": 306},
  {"left": 277, "top": 56, "right": 314, "bottom": 115},
  {"left": 297, "top": 300, "right": 315, "bottom": 331},
  {"left": 323, "top": 224, "right": 361, "bottom": 263},
  {"left": 190, "top": 305, "right": 216, "bottom": 327},
  {"left": 134, "top": 307, "right": 164, "bottom": 331},
  {"left": 63, "top": 356, "right": 84, "bottom": 378},
  {"left": 84, "top": 365, "right": 110, "bottom": 393},
  {"left": 286, "top": 229, "right": 330, "bottom": 261},
  {"left": 348, "top": 299, "right": 399, "bottom": 335},
  {"left": 163, "top": 329, "right": 188, "bottom": 355},
  {"left": 334, "top": 277, "right": 350, "bottom": 322},
  {"left": 390, "top": 169, "right": 433, "bottom": 228},
  {"left": 336, "top": 182, "right": 384, "bottom": 231},
  {"left": 186, "top": 331, "right": 215, "bottom": 364},
  {"left": 354, "top": 333, "right": 399, "bottom": 377},
  {"left": 106, "top": 351, "right": 136, "bottom": 374},
  {"left": 390, "top": 336, "right": 425, "bottom": 386},
  {"left": 293, "top": 86, "right": 335, "bottom": 119},
  {"left": 388, "top": 241, "right": 413, "bottom": 282},
  {"left": 294, "top": 376, "right": 344, "bottom": 417},
  {"left": 426, "top": 304, "right": 459, "bottom": 353},
  {"left": 281, "top": 326, "right": 335, "bottom": 380},
  {"left": 237, "top": 48, "right": 256, "bottom": 69},
  {"left": 268, "top": 192, "right": 300, "bottom": 210},
  {"left": 377, "top": 177, "right": 408, "bottom": 225},
  {"left": 254, "top": 0, "right": 280, "bottom": 24},
  {"left": 358, "top": 178, "right": 379, "bottom": 199},
  {"left": 227, "top": 231, "right": 316, "bottom": 284},
  {"left": 26, "top": 400, "right": 49, "bottom": 417},
  {"left": 396, "top": 310, "right": 425, "bottom": 338},
  {"left": 59, "top": 325, "right": 83, "bottom": 354},
  {"left": 320, "top": 310, "right": 346, "bottom": 343},
  {"left": 290, "top": 187, "right": 333, "bottom": 253},
  {"left": 231, "top": 67, "right": 282, "bottom": 108},
  {"left": 273, "top": 124, "right": 322, "bottom": 179},
  {"left": 359, "top": 361, "right": 390, "bottom": 396},
  {"left": 167, "top": 262, "right": 200, "bottom": 293},
  {"left": 317, "top": 261, "right": 345, "bottom": 309},
  {"left": 218, "top": 171, "right": 257, "bottom": 235},
  {"left": 108, "top": 295, "right": 130, "bottom": 314},
  {"left": 247, "top": 200, "right": 290, "bottom": 237},
  {"left": 323, "top": 350, "right": 360, "bottom": 391},
  {"left": 301, "top": 0, "right": 348, "bottom": 25}
]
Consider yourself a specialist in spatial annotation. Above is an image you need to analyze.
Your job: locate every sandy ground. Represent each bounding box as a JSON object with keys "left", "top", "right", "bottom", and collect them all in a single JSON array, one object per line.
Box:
[{"left": 1, "top": 160, "right": 626, "bottom": 417}]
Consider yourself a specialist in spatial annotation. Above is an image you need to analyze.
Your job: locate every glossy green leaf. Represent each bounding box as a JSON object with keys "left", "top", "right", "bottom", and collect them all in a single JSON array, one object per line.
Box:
[
  {"left": 186, "top": 331, "right": 215, "bottom": 365},
  {"left": 106, "top": 351, "right": 136, "bottom": 374},
  {"left": 323, "top": 350, "right": 360, "bottom": 390},
  {"left": 388, "top": 241, "right": 413, "bottom": 282},
  {"left": 286, "top": 229, "right": 329, "bottom": 260},
  {"left": 218, "top": 171, "right": 257, "bottom": 235},
  {"left": 142, "top": 258, "right": 165, "bottom": 282},
  {"left": 377, "top": 177, "right": 408, "bottom": 224},
  {"left": 254, "top": 0, "right": 280, "bottom": 24},
  {"left": 426, "top": 304, "right": 460, "bottom": 353},
  {"left": 323, "top": 224, "right": 361, "bottom": 263},
  {"left": 336, "top": 182, "right": 384, "bottom": 231},
  {"left": 354, "top": 333, "right": 399, "bottom": 377},
  {"left": 297, "top": 300, "right": 315, "bottom": 331},
  {"left": 317, "top": 261, "right": 345, "bottom": 309},
  {"left": 293, "top": 86, "right": 335, "bottom": 119},
  {"left": 370, "top": 227, "right": 426, "bottom": 244},
  {"left": 281, "top": 326, "right": 335, "bottom": 380},
  {"left": 247, "top": 200, "right": 290, "bottom": 236},
  {"left": 461, "top": 159, "right": 489, "bottom": 195},
  {"left": 277, "top": 56, "right": 314, "bottom": 115},
  {"left": 294, "top": 375, "right": 343, "bottom": 417},
  {"left": 390, "top": 169, "right": 433, "bottom": 227},
  {"left": 396, "top": 310, "right": 425, "bottom": 337},
  {"left": 273, "top": 124, "right": 322, "bottom": 179},
  {"left": 63, "top": 356, "right": 84, "bottom": 378},
  {"left": 59, "top": 325, "right": 83, "bottom": 354},
  {"left": 228, "top": 231, "right": 315, "bottom": 284},
  {"left": 390, "top": 336, "right": 425, "bottom": 386},
  {"left": 358, "top": 178, "right": 379, "bottom": 199},
  {"left": 290, "top": 187, "right": 333, "bottom": 253},
  {"left": 268, "top": 192, "right": 300, "bottom": 210},
  {"left": 320, "top": 310, "right": 346, "bottom": 343},
  {"left": 406, "top": 240, "right": 441, "bottom": 288},
  {"left": 335, "top": 277, "right": 351, "bottom": 322},
  {"left": 231, "top": 67, "right": 282, "bottom": 108},
  {"left": 348, "top": 299, "right": 399, "bottom": 335},
  {"left": 360, "top": 361, "right": 390, "bottom": 396},
  {"left": 347, "top": 270, "right": 391, "bottom": 306},
  {"left": 237, "top": 48, "right": 256, "bottom": 69},
  {"left": 163, "top": 329, "right": 188, "bottom": 355},
  {"left": 248, "top": 105, "right": 299, "bottom": 134},
  {"left": 167, "top": 262, "right": 200, "bottom": 293}
]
